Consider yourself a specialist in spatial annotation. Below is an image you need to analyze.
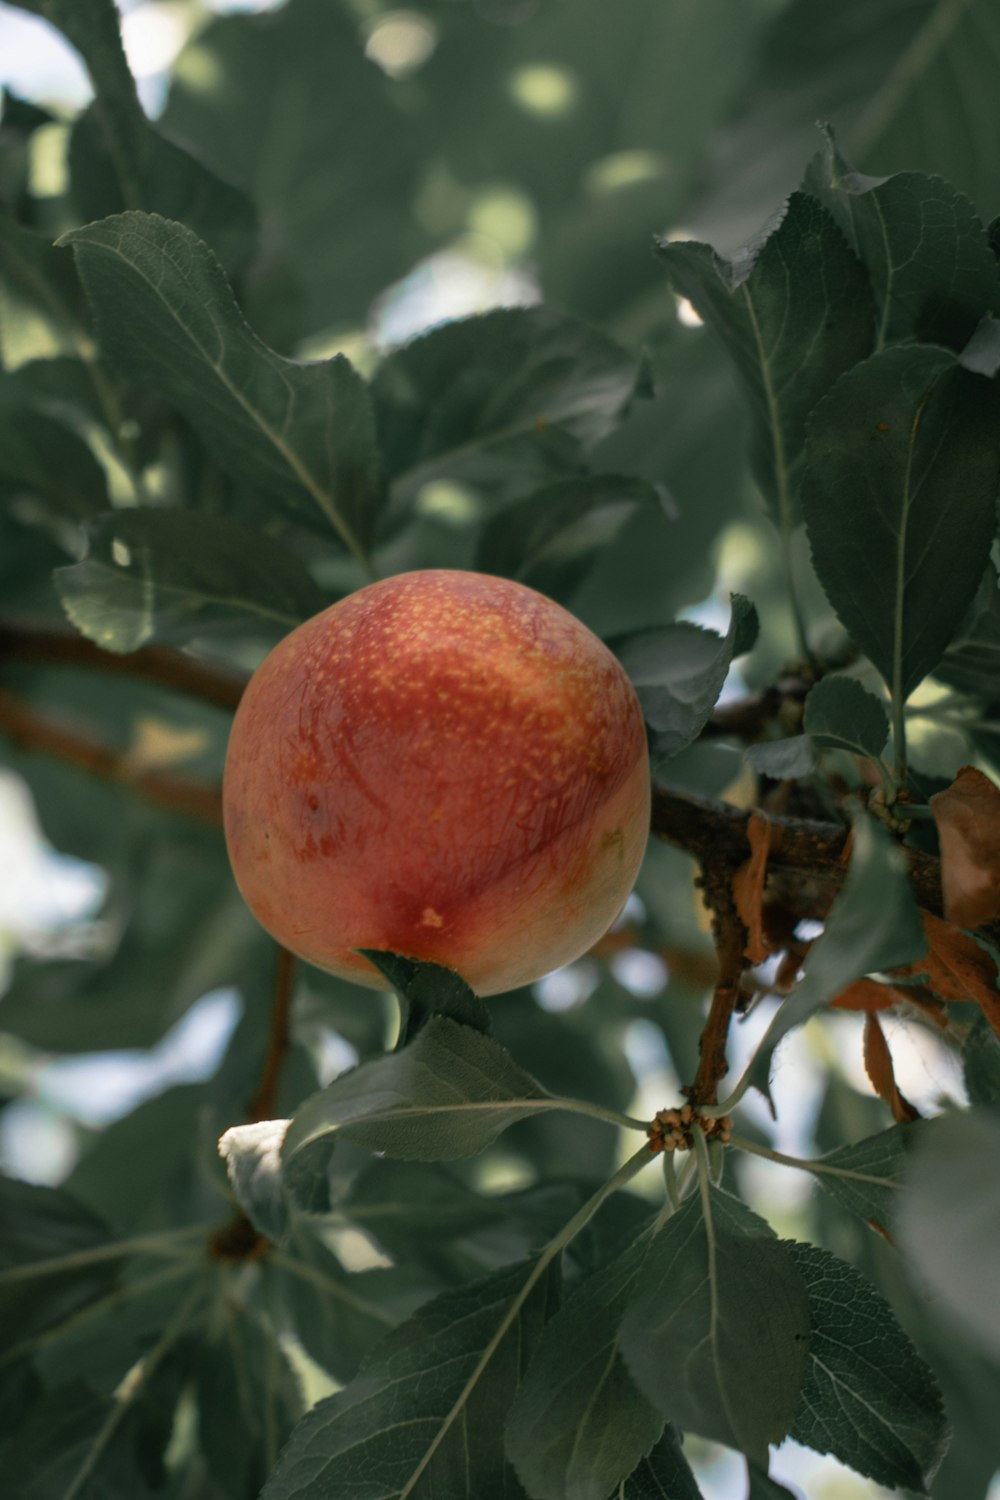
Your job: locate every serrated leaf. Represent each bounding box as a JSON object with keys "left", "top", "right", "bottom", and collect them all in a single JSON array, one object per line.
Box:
[
  {"left": 196, "top": 1298, "right": 304, "bottom": 1500},
  {"left": 622, "top": 1428, "right": 703, "bottom": 1500},
  {"left": 60, "top": 212, "right": 380, "bottom": 559},
  {"left": 963, "top": 1015, "right": 1000, "bottom": 1105},
  {"left": 805, "top": 128, "right": 1000, "bottom": 350},
  {"left": 745, "top": 736, "right": 816, "bottom": 780},
  {"left": 361, "top": 951, "right": 493, "bottom": 1043},
  {"left": 803, "top": 676, "right": 889, "bottom": 761},
  {"left": 803, "top": 344, "right": 1000, "bottom": 704},
  {"left": 475, "top": 473, "right": 668, "bottom": 604},
  {"left": 658, "top": 192, "right": 873, "bottom": 532},
  {"left": 747, "top": 812, "right": 925, "bottom": 1099},
  {"left": 55, "top": 508, "right": 326, "bottom": 653},
  {"left": 506, "top": 1227, "right": 663, "bottom": 1500},
  {"left": 261, "top": 1258, "right": 558, "bottom": 1500},
  {"left": 896, "top": 1108, "right": 1000, "bottom": 1362},
  {"left": 806, "top": 1121, "right": 913, "bottom": 1229},
  {"left": 282, "top": 1016, "right": 554, "bottom": 1178},
  {"left": 614, "top": 594, "right": 757, "bottom": 756},
  {"left": 373, "top": 306, "right": 645, "bottom": 510},
  {"left": 789, "top": 1241, "right": 948, "bottom": 1492},
  {"left": 619, "top": 1190, "right": 810, "bottom": 1466}
]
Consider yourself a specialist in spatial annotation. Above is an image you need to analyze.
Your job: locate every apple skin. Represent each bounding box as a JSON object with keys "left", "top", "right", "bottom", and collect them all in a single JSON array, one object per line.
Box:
[{"left": 223, "top": 569, "right": 650, "bottom": 995}]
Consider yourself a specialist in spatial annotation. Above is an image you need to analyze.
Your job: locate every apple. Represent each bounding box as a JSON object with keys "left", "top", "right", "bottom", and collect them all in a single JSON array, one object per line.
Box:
[{"left": 223, "top": 569, "right": 650, "bottom": 995}]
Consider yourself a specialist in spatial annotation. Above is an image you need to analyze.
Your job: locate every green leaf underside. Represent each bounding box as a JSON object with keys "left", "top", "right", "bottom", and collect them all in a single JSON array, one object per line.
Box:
[
  {"left": 803, "top": 675, "right": 890, "bottom": 761},
  {"left": 619, "top": 1191, "right": 810, "bottom": 1466},
  {"left": 623, "top": 1428, "right": 704, "bottom": 1499},
  {"left": 803, "top": 344, "right": 1000, "bottom": 704},
  {"left": 658, "top": 191, "right": 873, "bottom": 529},
  {"left": 748, "top": 812, "right": 926, "bottom": 1098},
  {"left": 805, "top": 129, "right": 1000, "bottom": 351},
  {"left": 936, "top": 561, "right": 1000, "bottom": 697},
  {"left": 260, "top": 1258, "right": 557, "bottom": 1500},
  {"left": 505, "top": 1226, "right": 664, "bottom": 1500},
  {"left": 60, "top": 212, "right": 379, "bottom": 558},
  {"left": 56, "top": 509, "right": 327, "bottom": 652},
  {"left": 789, "top": 1241, "right": 948, "bottom": 1491},
  {"left": 615, "top": 594, "right": 757, "bottom": 756},
  {"left": 896, "top": 1109, "right": 1000, "bottom": 1362},
  {"left": 745, "top": 735, "right": 815, "bottom": 780},
  {"left": 963, "top": 1016, "right": 1000, "bottom": 1105},
  {"left": 373, "top": 305, "right": 645, "bottom": 507},
  {"left": 281, "top": 1016, "right": 555, "bottom": 1174}
]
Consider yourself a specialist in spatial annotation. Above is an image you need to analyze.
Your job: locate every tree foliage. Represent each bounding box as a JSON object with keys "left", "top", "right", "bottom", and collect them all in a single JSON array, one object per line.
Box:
[{"left": 2, "top": 1, "right": 1000, "bottom": 1497}]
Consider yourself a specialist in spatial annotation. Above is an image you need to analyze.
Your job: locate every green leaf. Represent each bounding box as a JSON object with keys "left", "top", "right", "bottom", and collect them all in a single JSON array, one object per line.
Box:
[
  {"left": 361, "top": 951, "right": 493, "bottom": 1043},
  {"left": 506, "top": 1227, "right": 664, "bottom": 1500},
  {"left": 658, "top": 192, "right": 873, "bottom": 531},
  {"left": 614, "top": 594, "right": 757, "bottom": 757},
  {"left": 0, "top": 1381, "right": 159, "bottom": 1500},
  {"left": 745, "top": 735, "right": 816, "bottom": 780},
  {"left": 803, "top": 676, "right": 890, "bottom": 762},
  {"left": 68, "top": 103, "right": 258, "bottom": 275},
  {"left": 619, "top": 1190, "right": 810, "bottom": 1466},
  {"left": 896, "top": 1108, "right": 1000, "bottom": 1362},
  {"left": 804, "top": 128, "right": 1000, "bottom": 350},
  {"left": 622, "top": 1429, "right": 703, "bottom": 1500},
  {"left": 0, "top": 1178, "right": 117, "bottom": 1350},
  {"left": 475, "top": 473, "right": 669, "bottom": 604},
  {"left": 196, "top": 1298, "right": 304, "bottom": 1500},
  {"left": 373, "top": 306, "right": 645, "bottom": 510},
  {"left": 261, "top": 1258, "right": 558, "bottom": 1500},
  {"left": 789, "top": 1241, "right": 948, "bottom": 1492},
  {"left": 803, "top": 344, "right": 1000, "bottom": 704},
  {"left": 0, "top": 212, "right": 89, "bottom": 358},
  {"left": 805, "top": 1121, "right": 914, "bottom": 1230},
  {"left": 0, "top": 391, "right": 106, "bottom": 518},
  {"left": 282, "top": 1017, "right": 555, "bottom": 1175},
  {"left": 59, "top": 212, "right": 381, "bottom": 562},
  {"left": 747, "top": 813, "right": 926, "bottom": 1098},
  {"left": 55, "top": 508, "right": 327, "bottom": 653},
  {"left": 963, "top": 1016, "right": 1000, "bottom": 1105},
  {"left": 936, "top": 561, "right": 1000, "bottom": 697},
  {"left": 163, "top": 0, "right": 432, "bottom": 340}
]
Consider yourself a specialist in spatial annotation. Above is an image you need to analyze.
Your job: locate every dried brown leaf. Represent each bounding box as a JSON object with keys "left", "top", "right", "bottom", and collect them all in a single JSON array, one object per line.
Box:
[
  {"left": 894, "top": 910, "right": 1000, "bottom": 1040},
  {"left": 732, "top": 812, "right": 776, "bottom": 963},
  {"left": 930, "top": 765, "right": 1000, "bottom": 928},
  {"left": 863, "top": 1013, "right": 920, "bottom": 1122}
]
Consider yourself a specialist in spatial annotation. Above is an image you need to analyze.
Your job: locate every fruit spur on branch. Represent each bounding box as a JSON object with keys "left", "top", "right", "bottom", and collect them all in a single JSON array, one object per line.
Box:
[{"left": 223, "top": 568, "right": 651, "bottom": 996}]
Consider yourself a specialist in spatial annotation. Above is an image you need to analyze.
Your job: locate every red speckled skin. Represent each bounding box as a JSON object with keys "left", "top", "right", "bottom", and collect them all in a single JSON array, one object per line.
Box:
[{"left": 223, "top": 570, "right": 650, "bottom": 995}]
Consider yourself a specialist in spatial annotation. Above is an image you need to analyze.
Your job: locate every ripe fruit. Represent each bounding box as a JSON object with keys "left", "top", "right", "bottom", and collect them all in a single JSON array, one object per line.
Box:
[{"left": 223, "top": 569, "right": 650, "bottom": 995}]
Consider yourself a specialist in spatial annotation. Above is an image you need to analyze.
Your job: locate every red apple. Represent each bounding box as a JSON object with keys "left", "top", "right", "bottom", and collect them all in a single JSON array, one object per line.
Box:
[{"left": 223, "top": 569, "right": 650, "bottom": 995}]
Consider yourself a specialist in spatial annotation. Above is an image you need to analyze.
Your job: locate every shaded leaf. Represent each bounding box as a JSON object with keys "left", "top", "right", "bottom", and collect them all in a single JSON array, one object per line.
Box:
[
  {"left": 803, "top": 344, "right": 1000, "bottom": 703},
  {"left": 0, "top": 211, "right": 88, "bottom": 357},
  {"left": 475, "top": 473, "right": 668, "bottom": 604},
  {"left": 623, "top": 1428, "right": 703, "bottom": 1500},
  {"left": 282, "top": 1016, "right": 554, "bottom": 1177},
  {"left": 803, "top": 676, "right": 889, "bottom": 762},
  {"left": 0, "top": 1178, "right": 117, "bottom": 1349},
  {"left": 746, "top": 1465, "right": 798, "bottom": 1499},
  {"left": 936, "top": 561, "right": 1000, "bottom": 697},
  {"left": 0, "top": 397, "right": 107, "bottom": 517},
  {"left": 745, "top": 736, "right": 815, "bottom": 781},
  {"left": 506, "top": 1227, "right": 663, "bottom": 1500},
  {"left": 896, "top": 1107, "right": 1000, "bottom": 1363},
  {"left": 930, "top": 765, "right": 1000, "bottom": 928},
  {"left": 748, "top": 813, "right": 926, "bottom": 1097},
  {"left": 60, "top": 212, "right": 380, "bottom": 558},
  {"left": 963, "top": 1015, "right": 1000, "bottom": 1105},
  {"left": 261, "top": 1258, "right": 557, "bottom": 1500},
  {"left": 805, "top": 127, "right": 1000, "bottom": 350},
  {"left": 373, "top": 306, "right": 645, "bottom": 510},
  {"left": 659, "top": 192, "right": 873, "bottom": 530},
  {"left": 361, "top": 951, "right": 493, "bottom": 1043},
  {"left": 614, "top": 594, "right": 757, "bottom": 756},
  {"left": 56, "top": 509, "right": 327, "bottom": 653},
  {"left": 619, "top": 1190, "right": 810, "bottom": 1466},
  {"left": 789, "top": 1241, "right": 948, "bottom": 1491},
  {"left": 805, "top": 1122, "right": 913, "bottom": 1229}
]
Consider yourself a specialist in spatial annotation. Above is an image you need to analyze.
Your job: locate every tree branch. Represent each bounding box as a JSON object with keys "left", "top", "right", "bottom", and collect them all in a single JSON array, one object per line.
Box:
[
  {"left": 246, "top": 946, "right": 296, "bottom": 1123},
  {"left": 0, "top": 619, "right": 248, "bottom": 711}
]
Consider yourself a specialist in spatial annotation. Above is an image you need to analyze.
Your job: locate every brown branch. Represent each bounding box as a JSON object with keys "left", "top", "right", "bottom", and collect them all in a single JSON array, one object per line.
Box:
[
  {"left": 0, "top": 686, "right": 223, "bottom": 825},
  {"left": 0, "top": 619, "right": 248, "bottom": 711},
  {"left": 246, "top": 946, "right": 297, "bottom": 1123},
  {"left": 688, "top": 879, "right": 747, "bottom": 1107}
]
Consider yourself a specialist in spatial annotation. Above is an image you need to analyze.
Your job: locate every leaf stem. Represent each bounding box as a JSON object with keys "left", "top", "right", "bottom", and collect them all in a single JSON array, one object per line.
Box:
[
  {"left": 729, "top": 1134, "right": 901, "bottom": 1190},
  {"left": 265, "top": 1249, "right": 397, "bottom": 1326},
  {"left": 0, "top": 1224, "right": 206, "bottom": 1286}
]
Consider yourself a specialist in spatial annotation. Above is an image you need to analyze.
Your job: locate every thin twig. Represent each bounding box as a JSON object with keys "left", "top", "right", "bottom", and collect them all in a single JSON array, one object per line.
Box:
[{"left": 247, "top": 946, "right": 297, "bottom": 1123}]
